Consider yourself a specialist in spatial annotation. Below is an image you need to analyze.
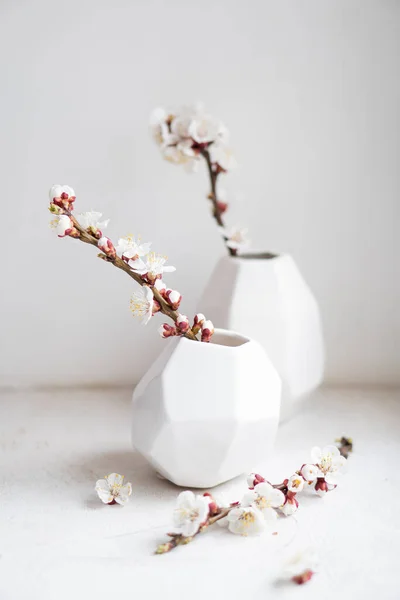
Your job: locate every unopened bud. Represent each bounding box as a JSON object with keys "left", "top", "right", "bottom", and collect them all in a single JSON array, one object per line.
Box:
[
  {"left": 216, "top": 201, "right": 228, "bottom": 214},
  {"left": 98, "top": 236, "right": 116, "bottom": 259},
  {"left": 201, "top": 319, "right": 214, "bottom": 343},
  {"left": 203, "top": 492, "right": 218, "bottom": 516},
  {"left": 154, "top": 279, "right": 167, "bottom": 295},
  {"left": 158, "top": 323, "right": 177, "bottom": 338},
  {"left": 247, "top": 473, "right": 266, "bottom": 489},
  {"left": 165, "top": 289, "right": 182, "bottom": 310},
  {"left": 292, "top": 570, "right": 314, "bottom": 585},
  {"left": 176, "top": 314, "right": 189, "bottom": 333},
  {"left": 192, "top": 313, "right": 205, "bottom": 335}
]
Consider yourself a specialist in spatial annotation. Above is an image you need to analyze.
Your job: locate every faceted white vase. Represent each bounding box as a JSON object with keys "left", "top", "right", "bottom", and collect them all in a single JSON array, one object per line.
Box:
[
  {"left": 199, "top": 254, "right": 324, "bottom": 420},
  {"left": 131, "top": 329, "right": 281, "bottom": 488}
]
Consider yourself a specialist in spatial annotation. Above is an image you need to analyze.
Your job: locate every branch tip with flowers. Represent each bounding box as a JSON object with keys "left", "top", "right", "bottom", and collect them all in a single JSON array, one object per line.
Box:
[
  {"left": 156, "top": 437, "right": 352, "bottom": 555},
  {"left": 48, "top": 185, "right": 214, "bottom": 343},
  {"left": 150, "top": 104, "right": 250, "bottom": 256}
]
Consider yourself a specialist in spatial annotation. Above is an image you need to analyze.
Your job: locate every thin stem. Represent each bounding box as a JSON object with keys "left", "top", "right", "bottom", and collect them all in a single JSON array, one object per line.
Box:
[
  {"left": 67, "top": 212, "right": 198, "bottom": 341},
  {"left": 200, "top": 148, "right": 236, "bottom": 257}
]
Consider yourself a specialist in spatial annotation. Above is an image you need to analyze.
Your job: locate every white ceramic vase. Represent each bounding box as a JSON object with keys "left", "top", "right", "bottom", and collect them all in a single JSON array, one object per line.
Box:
[
  {"left": 131, "top": 329, "right": 281, "bottom": 488},
  {"left": 199, "top": 254, "right": 324, "bottom": 420}
]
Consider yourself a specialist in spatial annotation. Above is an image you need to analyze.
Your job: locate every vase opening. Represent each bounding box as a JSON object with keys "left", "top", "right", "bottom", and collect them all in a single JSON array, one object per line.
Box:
[
  {"left": 235, "top": 251, "right": 278, "bottom": 260},
  {"left": 210, "top": 330, "right": 249, "bottom": 348}
]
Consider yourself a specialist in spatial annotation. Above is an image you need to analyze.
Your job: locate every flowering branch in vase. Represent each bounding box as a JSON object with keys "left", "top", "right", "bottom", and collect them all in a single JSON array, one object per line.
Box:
[
  {"left": 150, "top": 104, "right": 249, "bottom": 256},
  {"left": 48, "top": 185, "right": 214, "bottom": 342},
  {"left": 156, "top": 438, "right": 352, "bottom": 556}
]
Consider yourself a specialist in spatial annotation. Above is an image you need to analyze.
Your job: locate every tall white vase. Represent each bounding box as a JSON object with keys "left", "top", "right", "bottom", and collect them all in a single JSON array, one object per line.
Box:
[
  {"left": 199, "top": 254, "right": 324, "bottom": 420},
  {"left": 131, "top": 329, "right": 281, "bottom": 488}
]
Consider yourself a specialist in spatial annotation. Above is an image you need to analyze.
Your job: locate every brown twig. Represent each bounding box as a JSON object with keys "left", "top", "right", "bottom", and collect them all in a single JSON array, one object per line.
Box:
[
  {"left": 199, "top": 148, "right": 236, "bottom": 257},
  {"left": 155, "top": 507, "right": 232, "bottom": 554},
  {"left": 65, "top": 211, "right": 198, "bottom": 341}
]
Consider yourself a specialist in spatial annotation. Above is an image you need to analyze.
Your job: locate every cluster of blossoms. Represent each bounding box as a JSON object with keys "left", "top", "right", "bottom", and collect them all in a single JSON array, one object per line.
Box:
[
  {"left": 150, "top": 104, "right": 249, "bottom": 255},
  {"left": 156, "top": 441, "right": 349, "bottom": 561},
  {"left": 48, "top": 185, "right": 214, "bottom": 343}
]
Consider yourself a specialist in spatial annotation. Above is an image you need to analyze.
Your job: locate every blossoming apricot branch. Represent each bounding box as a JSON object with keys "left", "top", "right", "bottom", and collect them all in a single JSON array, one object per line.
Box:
[
  {"left": 48, "top": 185, "right": 214, "bottom": 342},
  {"left": 156, "top": 438, "right": 351, "bottom": 554},
  {"left": 150, "top": 104, "right": 249, "bottom": 256}
]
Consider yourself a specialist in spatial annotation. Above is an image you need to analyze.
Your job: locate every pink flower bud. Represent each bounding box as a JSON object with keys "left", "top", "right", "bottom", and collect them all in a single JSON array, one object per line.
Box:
[
  {"left": 203, "top": 492, "right": 218, "bottom": 516},
  {"left": 158, "top": 323, "right": 177, "bottom": 338},
  {"left": 280, "top": 491, "right": 299, "bottom": 516},
  {"left": 176, "top": 314, "right": 189, "bottom": 333},
  {"left": 98, "top": 236, "right": 116, "bottom": 259},
  {"left": 201, "top": 319, "right": 214, "bottom": 343},
  {"left": 194, "top": 313, "right": 205, "bottom": 326},
  {"left": 216, "top": 201, "right": 228, "bottom": 214},
  {"left": 165, "top": 289, "right": 182, "bottom": 310},
  {"left": 292, "top": 570, "right": 314, "bottom": 585},
  {"left": 247, "top": 473, "right": 266, "bottom": 489},
  {"left": 314, "top": 477, "right": 335, "bottom": 496}
]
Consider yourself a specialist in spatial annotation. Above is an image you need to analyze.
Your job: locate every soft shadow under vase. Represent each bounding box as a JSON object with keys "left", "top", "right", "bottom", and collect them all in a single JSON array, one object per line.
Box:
[
  {"left": 131, "top": 329, "right": 281, "bottom": 488},
  {"left": 199, "top": 254, "right": 325, "bottom": 420}
]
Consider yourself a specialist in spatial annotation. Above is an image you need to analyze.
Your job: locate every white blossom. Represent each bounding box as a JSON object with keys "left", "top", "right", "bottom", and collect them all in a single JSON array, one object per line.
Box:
[
  {"left": 95, "top": 473, "right": 132, "bottom": 505},
  {"left": 188, "top": 114, "right": 224, "bottom": 144},
  {"left": 154, "top": 279, "right": 166, "bottom": 292},
  {"left": 50, "top": 214, "right": 73, "bottom": 237},
  {"left": 227, "top": 506, "right": 266, "bottom": 535},
  {"left": 172, "top": 491, "right": 210, "bottom": 538},
  {"left": 311, "top": 445, "right": 347, "bottom": 485},
  {"left": 219, "top": 226, "right": 249, "bottom": 251},
  {"left": 242, "top": 482, "right": 285, "bottom": 522},
  {"left": 280, "top": 498, "right": 299, "bottom": 516},
  {"left": 49, "top": 184, "right": 75, "bottom": 201},
  {"left": 116, "top": 235, "right": 152, "bottom": 260},
  {"left": 287, "top": 474, "right": 304, "bottom": 493},
  {"left": 76, "top": 211, "right": 109, "bottom": 232},
  {"left": 129, "top": 252, "right": 176, "bottom": 281},
  {"left": 129, "top": 286, "right": 154, "bottom": 324},
  {"left": 300, "top": 464, "right": 319, "bottom": 483},
  {"left": 282, "top": 547, "right": 319, "bottom": 582},
  {"left": 209, "top": 143, "right": 237, "bottom": 171}
]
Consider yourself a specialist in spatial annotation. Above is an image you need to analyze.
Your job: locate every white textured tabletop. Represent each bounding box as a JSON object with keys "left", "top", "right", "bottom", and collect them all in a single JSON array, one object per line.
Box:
[{"left": 1, "top": 386, "right": 399, "bottom": 599}]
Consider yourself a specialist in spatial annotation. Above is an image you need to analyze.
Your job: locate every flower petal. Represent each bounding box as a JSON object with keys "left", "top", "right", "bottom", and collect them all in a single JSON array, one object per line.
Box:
[
  {"left": 241, "top": 490, "right": 258, "bottom": 507},
  {"left": 263, "top": 507, "right": 278, "bottom": 522},
  {"left": 106, "top": 473, "right": 124, "bottom": 487},
  {"left": 176, "top": 490, "right": 196, "bottom": 511},
  {"left": 311, "top": 446, "right": 322, "bottom": 464}
]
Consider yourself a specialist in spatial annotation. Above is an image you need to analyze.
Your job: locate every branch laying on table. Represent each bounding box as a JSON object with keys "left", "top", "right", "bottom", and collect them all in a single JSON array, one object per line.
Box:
[{"left": 156, "top": 437, "right": 352, "bottom": 557}]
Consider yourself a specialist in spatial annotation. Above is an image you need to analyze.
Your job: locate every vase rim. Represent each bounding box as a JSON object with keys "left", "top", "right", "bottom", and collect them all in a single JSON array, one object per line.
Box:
[
  {"left": 231, "top": 250, "right": 284, "bottom": 260},
  {"left": 180, "top": 328, "right": 251, "bottom": 349}
]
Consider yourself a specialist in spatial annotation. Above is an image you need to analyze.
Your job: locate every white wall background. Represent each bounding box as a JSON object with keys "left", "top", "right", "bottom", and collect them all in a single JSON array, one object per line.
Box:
[{"left": 1, "top": 0, "right": 399, "bottom": 388}]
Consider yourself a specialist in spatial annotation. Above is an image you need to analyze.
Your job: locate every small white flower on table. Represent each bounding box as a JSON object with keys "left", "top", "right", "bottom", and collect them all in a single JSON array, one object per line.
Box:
[
  {"left": 227, "top": 506, "right": 266, "bottom": 535},
  {"left": 311, "top": 445, "right": 347, "bottom": 485},
  {"left": 172, "top": 491, "right": 210, "bottom": 538},
  {"left": 95, "top": 473, "right": 132, "bottom": 505},
  {"left": 287, "top": 474, "right": 304, "bottom": 493},
  {"left": 242, "top": 482, "right": 285, "bottom": 522},
  {"left": 300, "top": 463, "right": 319, "bottom": 483},
  {"left": 282, "top": 547, "right": 319, "bottom": 585}
]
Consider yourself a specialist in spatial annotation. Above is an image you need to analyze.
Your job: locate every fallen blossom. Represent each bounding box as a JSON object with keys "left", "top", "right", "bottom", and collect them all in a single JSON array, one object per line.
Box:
[
  {"left": 300, "top": 463, "right": 319, "bottom": 483},
  {"left": 95, "top": 473, "right": 132, "bottom": 505},
  {"left": 172, "top": 491, "right": 210, "bottom": 538},
  {"left": 242, "top": 482, "right": 285, "bottom": 522},
  {"left": 227, "top": 506, "right": 266, "bottom": 535},
  {"left": 311, "top": 445, "right": 347, "bottom": 485},
  {"left": 280, "top": 492, "right": 299, "bottom": 516},
  {"left": 314, "top": 478, "right": 336, "bottom": 497},
  {"left": 287, "top": 474, "right": 304, "bottom": 493},
  {"left": 282, "top": 548, "right": 318, "bottom": 585}
]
